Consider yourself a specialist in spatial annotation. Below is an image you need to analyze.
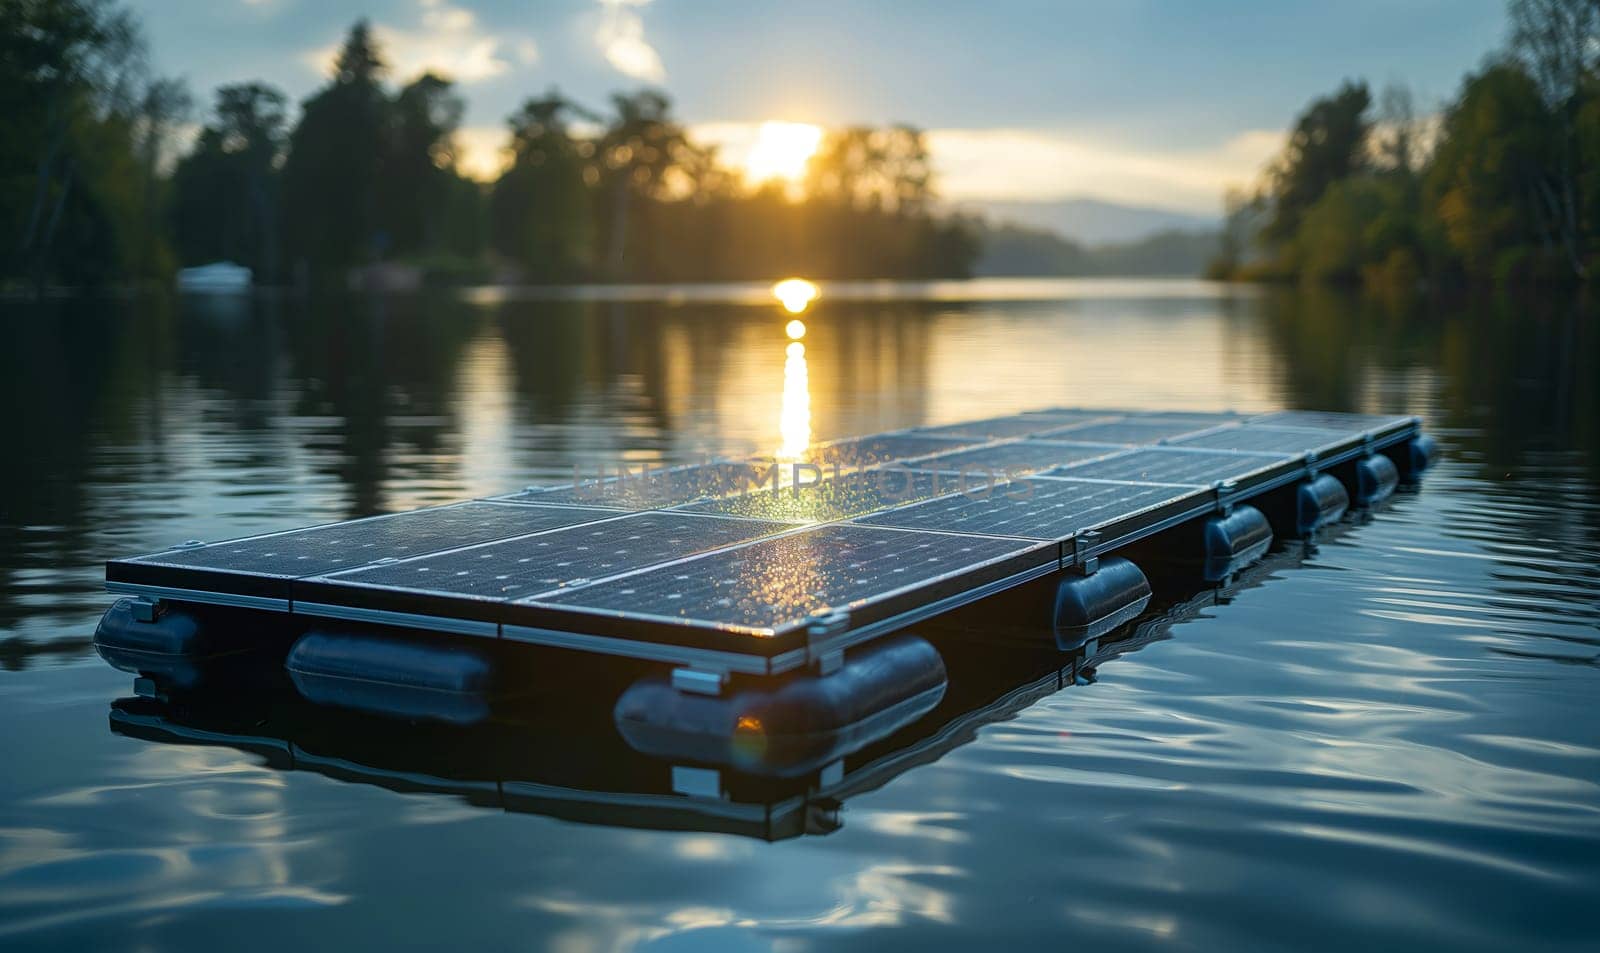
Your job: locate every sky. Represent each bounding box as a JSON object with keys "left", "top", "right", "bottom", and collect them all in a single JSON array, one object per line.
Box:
[{"left": 130, "top": 0, "right": 1511, "bottom": 216}]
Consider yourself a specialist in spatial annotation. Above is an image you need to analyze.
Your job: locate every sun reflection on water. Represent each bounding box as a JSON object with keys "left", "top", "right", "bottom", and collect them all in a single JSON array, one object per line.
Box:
[{"left": 778, "top": 337, "right": 811, "bottom": 461}]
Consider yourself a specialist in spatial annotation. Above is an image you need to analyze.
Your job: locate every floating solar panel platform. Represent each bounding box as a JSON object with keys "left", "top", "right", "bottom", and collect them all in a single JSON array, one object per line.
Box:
[{"left": 104, "top": 407, "right": 1427, "bottom": 679}]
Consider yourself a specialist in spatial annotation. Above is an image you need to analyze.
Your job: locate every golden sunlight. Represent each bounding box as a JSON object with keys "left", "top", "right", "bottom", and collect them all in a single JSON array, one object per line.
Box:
[
  {"left": 778, "top": 339, "right": 811, "bottom": 460},
  {"left": 785, "top": 318, "right": 806, "bottom": 340},
  {"left": 744, "top": 121, "right": 823, "bottom": 184},
  {"left": 772, "top": 278, "right": 819, "bottom": 314}
]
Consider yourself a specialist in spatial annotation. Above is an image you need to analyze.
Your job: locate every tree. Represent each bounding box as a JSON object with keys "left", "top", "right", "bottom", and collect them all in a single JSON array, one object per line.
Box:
[
  {"left": 1423, "top": 64, "right": 1554, "bottom": 277},
  {"left": 805, "top": 125, "right": 934, "bottom": 214},
  {"left": 170, "top": 82, "right": 286, "bottom": 275},
  {"left": 592, "top": 90, "right": 695, "bottom": 279},
  {"left": 1507, "top": 0, "right": 1599, "bottom": 277},
  {"left": 2, "top": 0, "right": 185, "bottom": 288},
  {"left": 1261, "top": 80, "right": 1372, "bottom": 247},
  {"left": 383, "top": 73, "right": 465, "bottom": 257},
  {"left": 490, "top": 90, "right": 595, "bottom": 281},
  {"left": 279, "top": 20, "right": 391, "bottom": 281},
  {"left": 1295, "top": 177, "right": 1409, "bottom": 283},
  {"left": 1373, "top": 83, "right": 1421, "bottom": 176}
]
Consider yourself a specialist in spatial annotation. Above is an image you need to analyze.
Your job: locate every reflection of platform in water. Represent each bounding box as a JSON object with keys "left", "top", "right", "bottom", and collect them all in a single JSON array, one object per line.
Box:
[
  {"left": 107, "top": 548, "right": 1308, "bottom": 842},
  {"left": 105, "top": 408, "right": 1422, "bottom": 676}
]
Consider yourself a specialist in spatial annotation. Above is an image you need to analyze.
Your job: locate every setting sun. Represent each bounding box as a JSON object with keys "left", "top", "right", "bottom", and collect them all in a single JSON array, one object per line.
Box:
[
  {"left": 772, "top": 278, "right": 819, "bottom": 314},
  {"left": 743, "top": 121, "right": 823, "bottom": 184}
]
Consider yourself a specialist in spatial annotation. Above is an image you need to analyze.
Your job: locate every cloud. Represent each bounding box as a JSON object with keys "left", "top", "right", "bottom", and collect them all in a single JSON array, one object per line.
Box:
[
  {"left": 924, "top": 127, "right": 1285, "bottom": 214},
  {"left": 595, "top": 0, "right": 665, "bottom": 82},
  {"left": 303, "top": 0, "right": 533, "bottom": 84}
]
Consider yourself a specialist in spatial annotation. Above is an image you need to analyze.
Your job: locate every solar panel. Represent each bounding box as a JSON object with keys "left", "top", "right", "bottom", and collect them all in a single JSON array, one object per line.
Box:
[
  {"left": 104, "top": 404, "right": 1426, "bottom": 670},
  {"left": 498, "top": 462, "right": 776, "bottom": 510},
  {"left": 107, "top": 502, "right": 620, "bottom": 598},
  {"left": 1170, "top": 425, "right": 1355, "bottom": 455},
  {"left": 855, "top": 476, "right": 1199, "bottom": 540},
  {"left": 1249, "top": 410, "right": 1416, "bottom": 433},
  {"left": 520, "top": 524, "right": 1052, "bottom": 637},
  {"left": 914, "top": 411, "right": 1113, "bottom": 440},
  {"left": 1042, "top": 418, "right": 1230, "bottom": 445},
  {"left": 912, "top": 440, "right": 1123, "bottom": 476},
  {"left": 804, "top": 433, "right": 977, "bottom": 470},
  {"left": 307, "top": 512, "right": 790, "bottom": 602},
  {"left": 1127, "top": 411, "right": 1245, "bottom": 425},
  {"left": 1017, "top": 407, "right": 1128, "bottom": 421},
  {"left": 681, "top": 468, "right": 967, "bottom": 523},
  {"left": 1044, "top": 447, "right": 1291, "bottom": 486}
]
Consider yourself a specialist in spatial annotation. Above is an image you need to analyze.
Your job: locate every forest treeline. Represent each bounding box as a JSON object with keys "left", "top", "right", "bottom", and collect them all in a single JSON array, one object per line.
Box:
[
  {"left": 1211, "top": 0, "right": 1600, "bottom": 289},
  {"left": 3, "top": 3, "right": 978, "bottom": 290},
  {"left": 8, "top": 0, "right": 1595, "bottom": 293},
  {"left": 974, "top": 223, "right": 1219, "bottom": 278}
]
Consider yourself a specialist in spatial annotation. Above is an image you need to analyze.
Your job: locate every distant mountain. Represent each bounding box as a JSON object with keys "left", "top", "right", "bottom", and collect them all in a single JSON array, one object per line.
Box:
[
  {"left": 972, "top": 221, "right": 1220, "bottom": 278},
  {"left": 962, "top": 196, "right": 1217, "bottom": 245}
]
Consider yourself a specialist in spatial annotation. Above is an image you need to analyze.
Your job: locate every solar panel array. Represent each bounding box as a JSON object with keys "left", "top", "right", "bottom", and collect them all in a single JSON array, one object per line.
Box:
[
  {"left": 312, "top": 512, "right": 789, "bottom": 602},
  {"left": 108, "top": 407, "right": 1420, "bottom": 658},
  {"left": 528, "top": 524, "right": 1050, "bottom": 636}
]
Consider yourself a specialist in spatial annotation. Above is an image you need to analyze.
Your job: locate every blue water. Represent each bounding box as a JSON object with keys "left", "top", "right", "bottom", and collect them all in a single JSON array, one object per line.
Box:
[{"left": 1, "top": 281, "right": 1597, "bottom": 950}]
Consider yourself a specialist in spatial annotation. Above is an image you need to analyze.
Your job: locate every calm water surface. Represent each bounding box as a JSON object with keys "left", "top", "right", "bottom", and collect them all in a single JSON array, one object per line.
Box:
[{"left": 1, "top": 280, "right": 1597, "bottom": 951}]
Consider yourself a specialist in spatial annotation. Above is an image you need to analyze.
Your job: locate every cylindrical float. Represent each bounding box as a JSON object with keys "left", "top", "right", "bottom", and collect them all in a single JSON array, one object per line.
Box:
[
  {"left": 286, "top": 628, "right": 529, "bottom": 725},
  {"left": 614, "top": 635, "right": 947, "bottom": 778}
]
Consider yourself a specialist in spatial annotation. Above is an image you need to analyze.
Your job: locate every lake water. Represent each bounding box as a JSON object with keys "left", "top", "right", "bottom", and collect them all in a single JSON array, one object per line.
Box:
[{"left": 2, "top": 279, "right": 1597, "bottom": 951}]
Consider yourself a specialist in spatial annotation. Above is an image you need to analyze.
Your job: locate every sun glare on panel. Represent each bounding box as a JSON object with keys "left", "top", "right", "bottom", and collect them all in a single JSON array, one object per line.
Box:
[{"left": 744, "top": 121, "right": 823, "bottom": 184}]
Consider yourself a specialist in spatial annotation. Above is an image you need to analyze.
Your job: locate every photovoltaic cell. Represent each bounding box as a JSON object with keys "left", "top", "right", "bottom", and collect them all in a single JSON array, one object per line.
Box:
[
  {"left": 1043, "top": 418, "right": 1229, "bottom": 445},
  {"left": 1016, "top": 408, "right": 1128, "bottom": 423},
  {"left": 1249, "top": 410, "right": 1415, "bottom": 433},
  {"left": 681, "top": 469, "right": 968, "bottom": 523},
  {"left": 498, "top": 463, "right": 778, "bottom": 510},
  {"left": 1171, "top": 425, "right": 1354, "bottom": 455},
  {"left": 912, "top": 440, "right": 1122, "bottom": 476},
  {"left": 311, "top": 512, "right": 788, "bottom": 601},
  {"left": 115, "top": 502, "right": 619, "bottom": 579},
  {"left": 804, "top": 433, "right": 977, "bottom": 469},
  {"left": 525, "top": 524, "right": 1049, "bottom": 635},
  {"left": 1119, "top": 411, "right": 1245, "bottom": 425},
  {"left": 1044, "top": 447, "right": 1290, "bottom": 485},
  {"left": 856, "top": 477, "right": 1197, "bottom": 540},
  {"left": 914, "top": 411, "right": 1112, "bottom": 440}
]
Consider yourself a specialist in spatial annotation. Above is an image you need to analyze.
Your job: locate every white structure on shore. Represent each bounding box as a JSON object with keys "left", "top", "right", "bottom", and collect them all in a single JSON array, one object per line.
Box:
[{"left": 176, "top": 262, "right": 252, "bottom": 293}]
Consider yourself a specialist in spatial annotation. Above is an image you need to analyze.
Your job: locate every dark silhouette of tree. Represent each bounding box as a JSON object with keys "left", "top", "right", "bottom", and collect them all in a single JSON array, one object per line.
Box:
[
  {"left": 279, "top": 20, "right": 391, "bottom": 281},
  {"left": 1373, "top": 83, "right": 1420, "bottom": 177},
  {"left": 593, "top": 89, "right": 696, "bottom": 280},
  {"left": 384, "top": 73, "right": 465, "bottom": 257},
  {"left": 1507, "top": 0, "right": 1598, "bottom": 278},
  {"left": 2, "top": 0, "right": 185, "bottom": 289},
  {"left": 170, "top": 82, "right": 287, "bottom": 275},
  {"left": 490, "top": 90, "right": 595, "bottom": 281}
]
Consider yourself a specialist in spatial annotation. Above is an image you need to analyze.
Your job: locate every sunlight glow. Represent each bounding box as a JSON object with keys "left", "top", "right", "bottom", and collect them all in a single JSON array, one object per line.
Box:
[
  {"left": 744, "top": 121, "right": 823, "bottom": 184},
  {"left": 785, "top": 319, "right": 807, "bottom": 340},
  {"left": 778, "top": 340, "right": 811, "bottom": 461},
  {"left": 773, "top": 278, "right": 819, "bottom": 314}
]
